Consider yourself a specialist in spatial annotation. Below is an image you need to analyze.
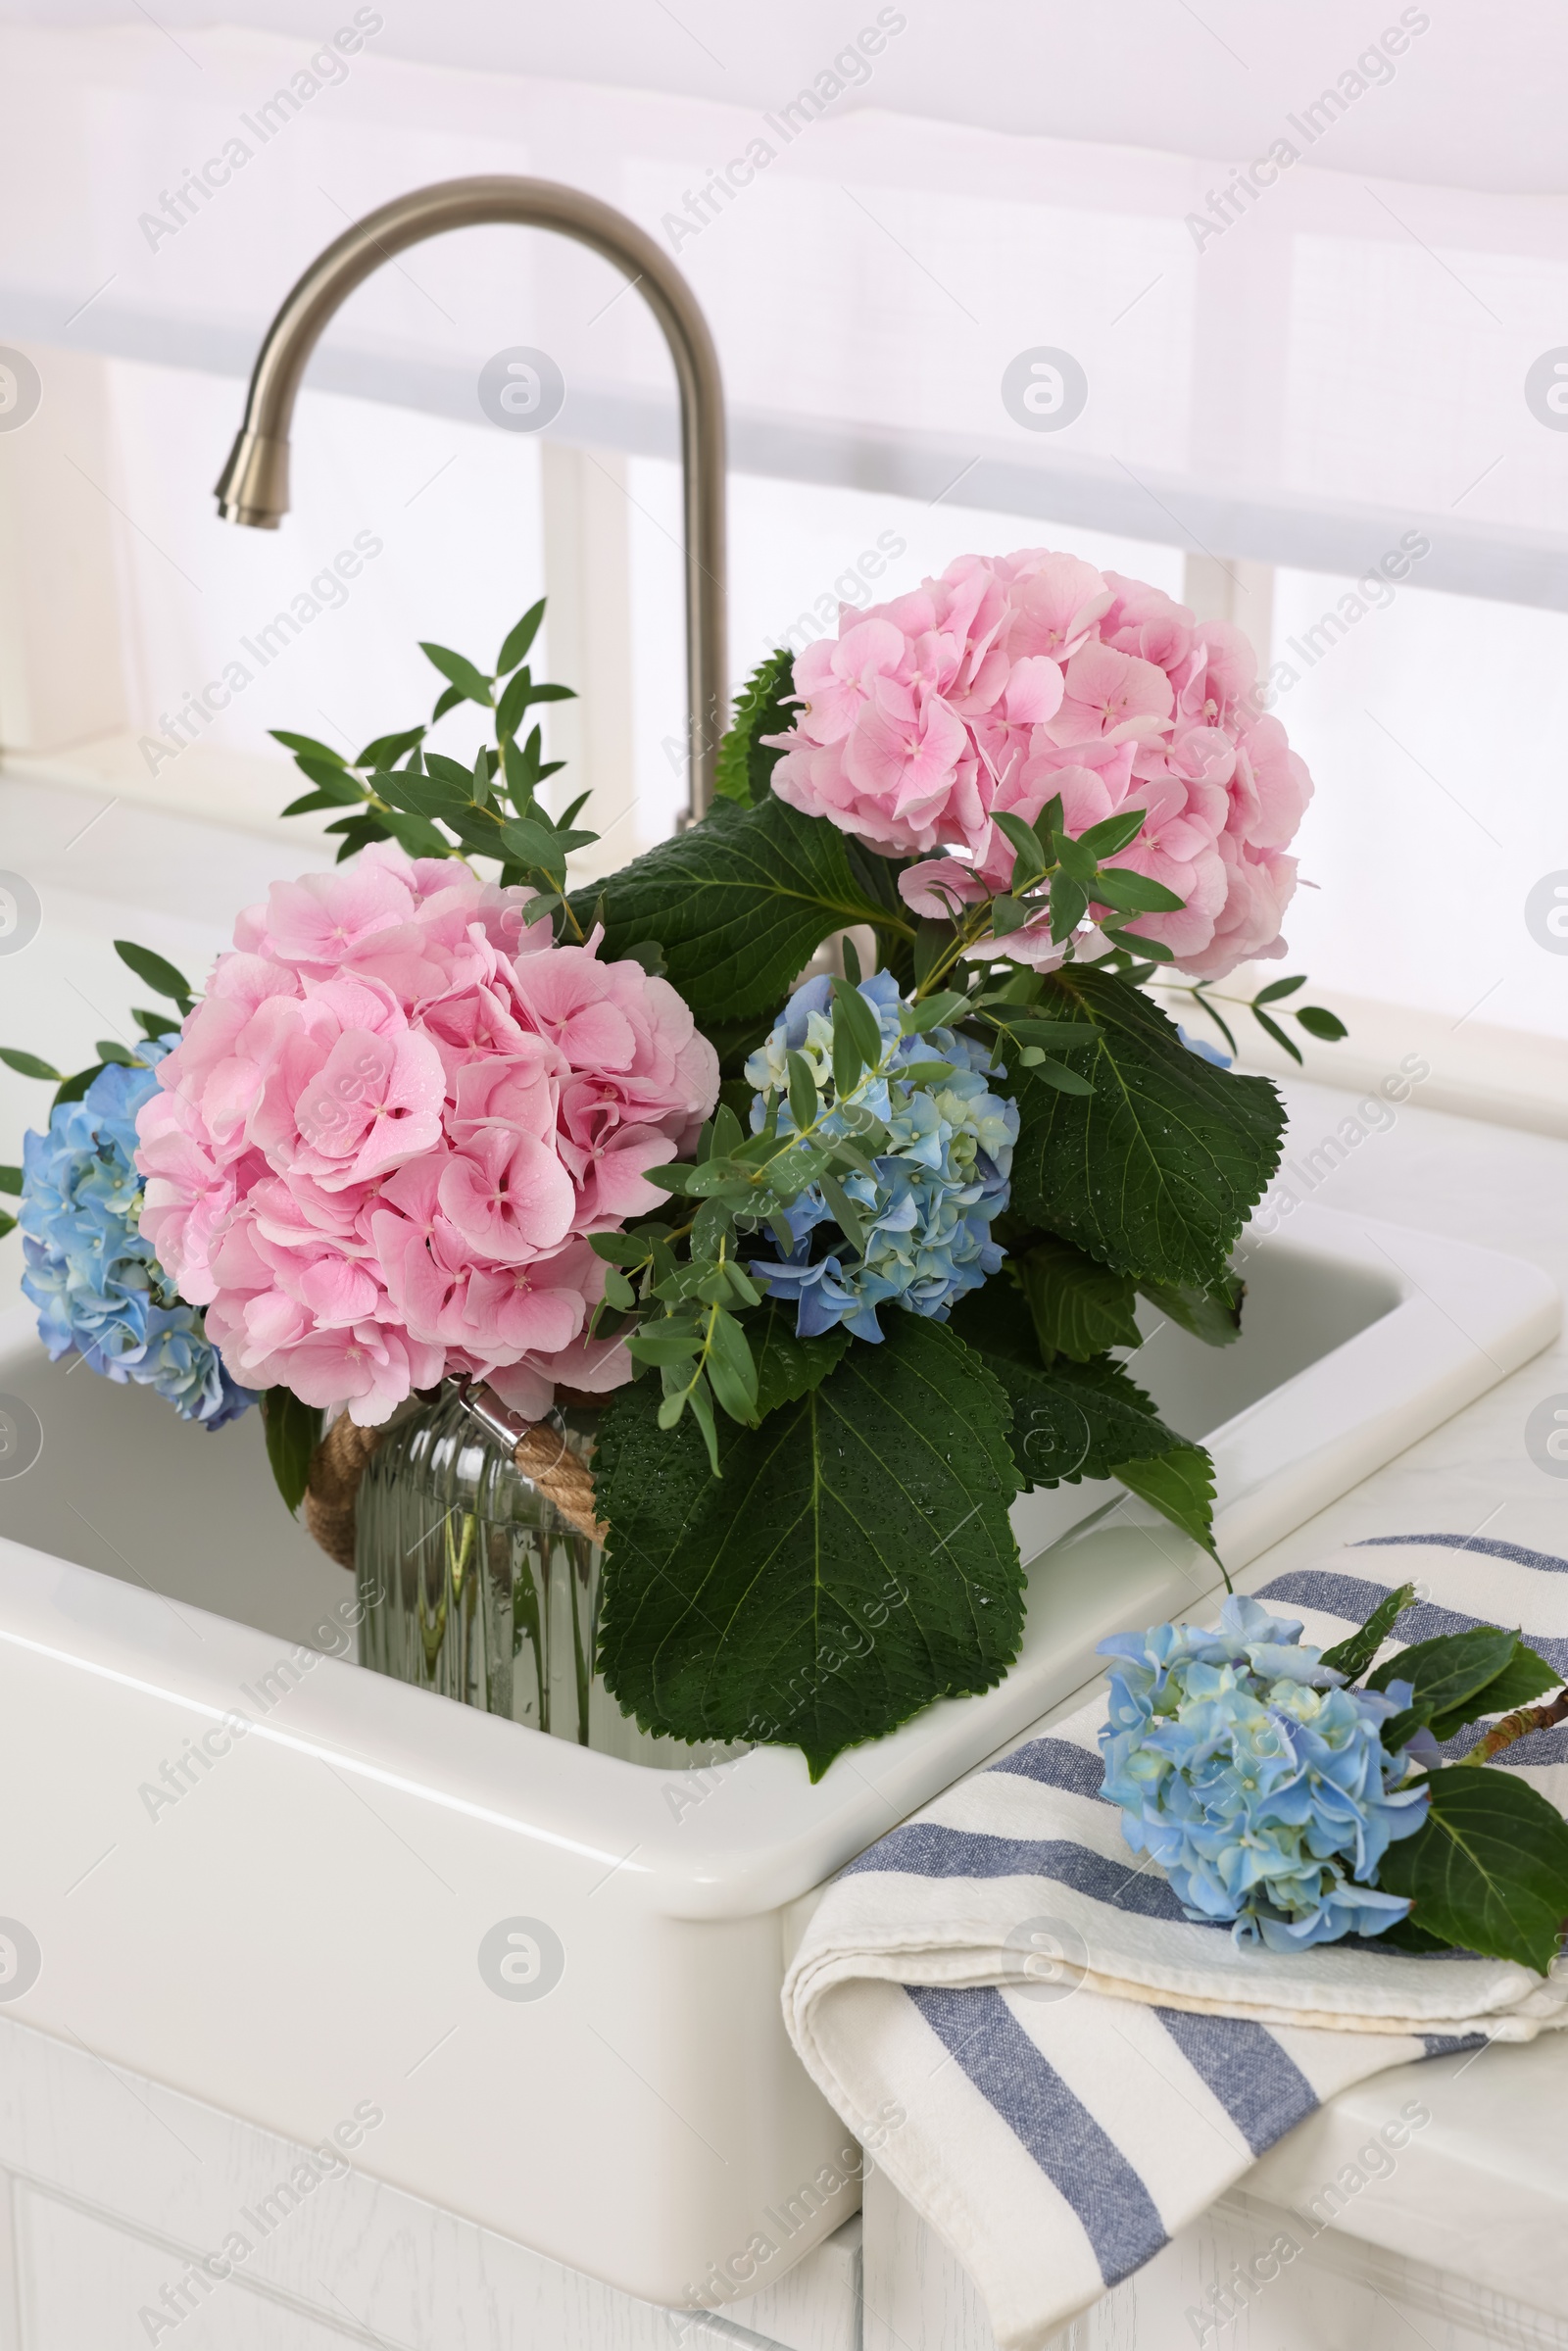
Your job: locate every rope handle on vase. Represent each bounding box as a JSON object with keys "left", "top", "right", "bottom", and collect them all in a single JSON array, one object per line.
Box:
[{"left": 301, "top": 1380, "right": 607, "bottom": 1571}]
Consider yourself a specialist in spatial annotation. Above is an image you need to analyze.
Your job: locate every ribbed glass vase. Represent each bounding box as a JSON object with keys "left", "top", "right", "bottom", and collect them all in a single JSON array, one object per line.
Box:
[{"left": 354, "top": 1384, "right": 738, "bottom": 1767}]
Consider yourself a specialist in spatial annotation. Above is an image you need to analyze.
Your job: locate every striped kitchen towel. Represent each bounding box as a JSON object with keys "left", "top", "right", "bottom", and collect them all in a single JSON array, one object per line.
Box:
[{"left": 782, "top": 1536, "right": 1568, "bottom": 2350}]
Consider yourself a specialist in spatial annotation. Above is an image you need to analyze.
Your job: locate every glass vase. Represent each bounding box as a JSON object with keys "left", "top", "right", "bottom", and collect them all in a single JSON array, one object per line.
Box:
[{"left": 354, "top": 1383, "right": 740, "bottom": 1769}]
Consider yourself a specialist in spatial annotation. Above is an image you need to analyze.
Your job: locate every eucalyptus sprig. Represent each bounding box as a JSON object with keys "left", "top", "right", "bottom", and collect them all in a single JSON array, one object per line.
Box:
[
  {"left": 907, "top": 794, "right": 1190, "bottom": 1004},
  {"left": 586, "top": 970, "right": 970, "bottom": 1472},
  {"left": 270, "top": 598, "right": 592, "bottom": 938},
  {"left": 1142, "top": 969, "right": 1348, "bottom": 1066}
]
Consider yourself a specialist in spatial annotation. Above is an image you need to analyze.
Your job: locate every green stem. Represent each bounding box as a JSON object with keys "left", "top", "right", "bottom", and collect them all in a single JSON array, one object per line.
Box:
[{"left": 1461, "top": 1686, "right": 1568, "bottom": 1764}]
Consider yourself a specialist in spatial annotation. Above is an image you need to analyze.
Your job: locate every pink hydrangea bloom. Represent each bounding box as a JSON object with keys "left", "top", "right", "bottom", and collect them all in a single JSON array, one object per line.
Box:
[
  {"left": 136, "top": 842, "right": 718, "bottom": 1427},
  {"left": 768, "top": 550, "right": 1312, "bottom": 977}
]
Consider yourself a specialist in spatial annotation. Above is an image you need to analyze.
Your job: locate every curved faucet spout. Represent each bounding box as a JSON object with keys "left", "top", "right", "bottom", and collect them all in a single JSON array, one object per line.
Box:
[{"left": 215, "top": 174, "right": 727, "bottom": 818}]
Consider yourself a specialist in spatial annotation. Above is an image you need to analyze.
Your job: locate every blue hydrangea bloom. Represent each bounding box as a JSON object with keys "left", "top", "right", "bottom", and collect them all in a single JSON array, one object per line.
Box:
[
  {"left": 19, "top": 1044, "right": 255, "bottom": 1430},
  {"left": 1097, "top": 1593, "right": 1430, "bottom": 1951},
  {"left": 1177, "top": 1023, "right": 1232, "bottom": 1069},
  {"left": 744, "top": 970, "right": 1020, "bottom": 1344}
]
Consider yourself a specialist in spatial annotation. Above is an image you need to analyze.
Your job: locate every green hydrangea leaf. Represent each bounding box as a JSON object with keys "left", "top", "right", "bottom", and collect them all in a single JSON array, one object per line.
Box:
[
  {"left": 1004, "top": 966, "right": 1287, "bottom": 1288},
  {"left": 1115, "top": 1445, "right": 1218, "bottom": 1559},
  {"left": 747, "top": 1298, "right": 851, "bottom": 1421},
  {"left": 1014, "top": 1233, "right": 1141, "bottom": 1361},
  {"left": 1367, "top": 1625, "right": 1519, "bottom": 1723},
  {"left": 595, "top": 1315, "right": 1023, "bottom": 1777},
  {"left": 714, "top": 648, "right": 798, "bottom": 808},
  {"left": 1138, "top": 1269, "right": 1247, "bottom": 1349},
  {"left": 947, "top": 1277, "right": 1214, "bottom": 1552},
  {"left": 1375, "top": 1632, "right": 1563, "bottom": 1741},
  {"left": 1376, "top": 1768, "right": 1568, "bottom": 1973},
  {"left": 1436, "top": 1653, "right": 1560, "bottom": 1741},
  {"left": 573, "top": 796, "right": 901, "bottom": 1024}
]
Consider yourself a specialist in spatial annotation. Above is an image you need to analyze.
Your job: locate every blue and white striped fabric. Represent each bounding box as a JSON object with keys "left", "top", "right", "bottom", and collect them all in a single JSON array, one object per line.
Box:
[{"left": 783, "top": 1538, "right": 1568, "bottom": 2350}]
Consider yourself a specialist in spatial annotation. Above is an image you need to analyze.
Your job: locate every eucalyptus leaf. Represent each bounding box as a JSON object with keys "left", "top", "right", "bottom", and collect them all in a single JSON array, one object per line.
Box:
[
  {"left": 1297, "top": 1004, "right": 1349, "bottom": 1042},
  {"left": 262, "top": 1388, "right": 323, "bottom": 1517},
  {"left": 419, "top": 640, "right": 492, "bottom": 707},
  {"left": 1251, "top": 974, "right": 1307, "bottom": 1005},
  {"left": 1318, "top": 1583, "right": 1418, "bottom": 1682},
  {"left": 114, "top": 940, "right": 194, "bottom": 1012},
  {"left": 496, "top": 599, "right": 546, "bottom": 676},
  {"left": 270, "top": 729, "right": 345, "bottom": 766},
  {"left": 353, "top": 725, "right": 425, "bottom": 770},
  {"left": 0, "top": 1049, "right": 61, "bottom": 1081}
]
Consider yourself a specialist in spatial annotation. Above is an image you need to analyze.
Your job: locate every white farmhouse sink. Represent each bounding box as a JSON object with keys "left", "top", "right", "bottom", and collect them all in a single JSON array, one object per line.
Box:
[{"left": 0, "top": 1201, "right": 1554, "bottom": 2307}]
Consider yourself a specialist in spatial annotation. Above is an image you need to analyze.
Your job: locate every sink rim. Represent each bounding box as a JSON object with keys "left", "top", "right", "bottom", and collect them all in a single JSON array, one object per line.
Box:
[{"left": 0, "top": 1200, "right": 1556, "bottom": 1921}]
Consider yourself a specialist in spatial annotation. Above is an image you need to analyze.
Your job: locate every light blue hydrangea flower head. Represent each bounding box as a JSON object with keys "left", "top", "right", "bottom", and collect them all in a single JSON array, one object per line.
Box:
[
  {"left": 743, "top": 970, "right": 1020, "bottom": 1343},
  {"left": 19, "top": 1044, "right": 255, "bottom": 1430},
  {"left": 1097, "top": 1593, "right": 1430, "bottom": 1951}
]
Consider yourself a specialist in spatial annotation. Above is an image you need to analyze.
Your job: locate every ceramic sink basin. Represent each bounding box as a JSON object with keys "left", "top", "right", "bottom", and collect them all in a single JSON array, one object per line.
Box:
[{"left": 0, "top": 1200, "right": 1554, "bottom": 2306}]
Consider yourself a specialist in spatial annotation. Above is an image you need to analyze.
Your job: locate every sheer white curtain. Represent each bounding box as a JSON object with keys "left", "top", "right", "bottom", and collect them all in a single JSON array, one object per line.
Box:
[{"left": 5, "top": 18, "right": 1568, "bottom": 1040}]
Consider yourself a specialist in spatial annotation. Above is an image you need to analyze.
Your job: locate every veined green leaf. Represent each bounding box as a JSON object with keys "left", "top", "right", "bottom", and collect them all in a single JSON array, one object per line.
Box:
[
  {"left": 570, "top": 796, "right": 906, "bottom": 1024},
  {"left": 1015, "top": 1234, "right": 1141, "bottom": 1361},
  {"left": 1442, "top": 1642, "right": 1561, "bottom": 1737},
  {"left": 947, "top": 1278, "right": 1216, "bottom": 1554},
  {"left": 1367, "top": 1625, "right": 1518, "bottom": 1727},
  {"left": 595, "top": 1316, "right": 1023, "bottom": 1778},
  {"left": 1137, "top": 1269, "right": 1246, "bottom": 1349},
  {"left": 747, "top": 1298, "right": 850, "bottom": 1421},
  {"left": 1116, "top": 1447, "right": 1219, "bottom": 1560},
  {"left": 714, "top": 647, "right": 798, "bottom": 808},
  {"left": 1377, "top": 1768, "right": 1568, "bottom": 1973},
  {"left": 1004, "top": 966, "right": 1286, "bottom": 1288}
]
